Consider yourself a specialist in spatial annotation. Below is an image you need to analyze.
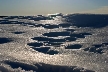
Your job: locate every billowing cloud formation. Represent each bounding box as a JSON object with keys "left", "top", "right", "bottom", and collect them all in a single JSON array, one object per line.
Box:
[{"left": 80, "top": 6, "right": 108, "bottom": 14}]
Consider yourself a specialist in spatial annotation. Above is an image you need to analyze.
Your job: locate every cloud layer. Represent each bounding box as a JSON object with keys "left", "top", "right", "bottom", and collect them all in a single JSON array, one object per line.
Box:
[{"left": 80, "top": 6, "right": 108, "bottom": 14}]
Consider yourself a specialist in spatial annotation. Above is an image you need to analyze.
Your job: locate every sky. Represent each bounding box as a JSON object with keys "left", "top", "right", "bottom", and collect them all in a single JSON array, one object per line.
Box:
[{"left": 0, "top": 0, "right": 108, "bottom": 15}]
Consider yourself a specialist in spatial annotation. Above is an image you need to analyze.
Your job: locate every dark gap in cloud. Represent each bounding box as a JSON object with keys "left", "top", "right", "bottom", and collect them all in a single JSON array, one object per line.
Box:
[
  {"left": 32, "top": 47, "right": 50, "bottom": 54},
  {"left": 0, "top": 38, "right": 13, "bottom": 44},
  {"left": 70, "top": 34, "right": 85, "bottom": 38},
  {"left": 65, "top": 44, "right": 82, "bottom": 49},
  {"left": 42, "top": 24, "right": 59, "bottom": 29},
  {"left": 65, "top": 37, "right": 77, "bottom": 42},
  {"left": 12, "top": 32, "right": 25, "bottom": 34},
  {"left": 83, "top": 42, "right": 108, "bottom": 54},
  {"left": 43, "top": 32, "right": 70, "bottom": 37},
  {"left": 65, "top": 29, "right": 75, "bottom": 32},
  {"left": 47, "top": 50, "right": 59, "bottom": 55},
  {"left": 27, "top": 42, "right": 43, "bottom": 47},
  {"left": 59, "top": 23, "right": 72, "bottom": 28}
]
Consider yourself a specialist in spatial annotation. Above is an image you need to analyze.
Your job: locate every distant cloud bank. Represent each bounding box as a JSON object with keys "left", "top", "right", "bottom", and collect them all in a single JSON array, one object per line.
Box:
[{"left": 80, "top": 6, "right": 108, "bottom": 14}]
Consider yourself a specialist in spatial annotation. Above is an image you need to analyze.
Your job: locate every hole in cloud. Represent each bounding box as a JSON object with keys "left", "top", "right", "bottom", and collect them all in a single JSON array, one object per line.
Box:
[
  {"left": 65, "top": 44, "right": 82, "bottom": 49},
  {"left": 46, "top": 42, "right": 63, "bottom": 47},
  {"left": 47, "top": 50, "right": 59, "bottom": 55},
  {"left": 59, "top": 23, "right": 72, "bottom": 28},
  {"left": 27, "top": 42, "right": 43, "bottom": 47},
  {"left": 65, "top": 37, "right": 77, "bottom": 41},
  {"left": 84, "top": 46, "right": 104, "bottom": 54},
  {"left": 32, "top": 37, "right": 51, "bottom": 42},
  {"left": 12, "top": 32, "right": 25, "bottom": 34},
  {"left": 70, "top": 34, "right": 85, "bottom": 38},
  {"left": 83, "top": 43, "right": 108, "bottom": 54},
  {"left": 65, "top": 29, "right": 75, "bottom": 32},
  {"left": 80, "top": 33, "right": 92, "bottom": 36},
  {"left": 32, "top": 47, "right": 50, "bottom": 54},
  {"left": 42, "top": 24, "right": 59, "bottom": 29},
  {"left": 0, "top": 38, "right": 13, "bottom": 44},
  {"left": 43, "top": 32, "right": 70, "bottom": 37}
]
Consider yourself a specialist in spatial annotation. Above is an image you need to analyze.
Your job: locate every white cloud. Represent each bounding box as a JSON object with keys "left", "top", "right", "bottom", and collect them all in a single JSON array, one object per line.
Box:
[{"left": 80, "top": 6, "right": 108, "bottom": 14}]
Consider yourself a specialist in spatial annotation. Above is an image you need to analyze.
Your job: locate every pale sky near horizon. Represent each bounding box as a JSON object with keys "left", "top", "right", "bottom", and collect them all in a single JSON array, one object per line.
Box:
[{"left": 0, "top": 0, "right": 108, "bottom": 15}]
